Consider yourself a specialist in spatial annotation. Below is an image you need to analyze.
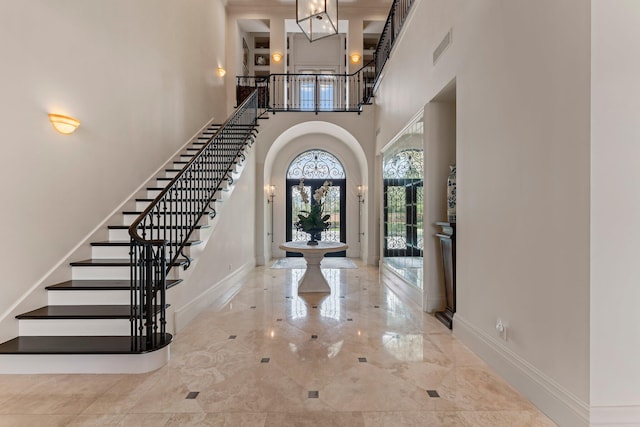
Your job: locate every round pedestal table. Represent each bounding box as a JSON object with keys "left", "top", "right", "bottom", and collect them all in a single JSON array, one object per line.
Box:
[{"left": 278, "top": 241, "right": 349, "bottom": 293}]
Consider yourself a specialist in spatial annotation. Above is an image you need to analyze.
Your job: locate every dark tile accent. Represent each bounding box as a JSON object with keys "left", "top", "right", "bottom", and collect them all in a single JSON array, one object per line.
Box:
[
  {"left": 228, "top": 335, "right": 237, "bottom": 339},
  {"left": 339, "top": 296, "right": 345, "bottom": 299},
  {"left": 186, "top": 392, "right": 199, "bottom": 399},
  {"left": 308, "top": 391, "right": 319, "bottom": 399},
  {"left": 427, "top": 390, "right": 440, "bottom": 398},
  {"left": 374, "top": 305, "right": 380, "bottom": 308},
  {"left": 261, "top": 357, "right": 270, "bottom": 363},
  {"left": 347, "top": 318, "right": 353, "bottom": 321},
  {"left": 358, "top": 357, "right": 367, "bottom": 363},
  {"left": 363, "top": 288, "right": 368, "bottom": 290},
  {"left": 312, "top": 305, "right": 318, "bottom": 309},
  {"left": 276, "top": 318, "right": 283, "bottom": 322},
  {"left": 311, "top": 335, "right": 318, "bottom": 340},
  {"left": 250, "top": 306, "right": 257, "bottom": 309},
  {"left": 264, "top": 288, "right": 268, "bottom": 290}
]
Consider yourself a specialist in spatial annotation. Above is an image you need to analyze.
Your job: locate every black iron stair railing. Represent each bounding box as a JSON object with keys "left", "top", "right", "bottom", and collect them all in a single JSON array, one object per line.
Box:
[
  {"left": 236, "top": 60, "right": 376, "bottom": 113},
  {"left": 128, "top": 90, "right": 263, "bottom": 351}
]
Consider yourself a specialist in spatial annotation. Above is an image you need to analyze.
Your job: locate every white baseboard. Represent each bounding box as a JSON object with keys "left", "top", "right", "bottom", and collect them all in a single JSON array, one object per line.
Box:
[
  {"left": 173, "top": 260, "right": 254, "bottom": 332},
  {"left": 590, "top": 405, "right": 640, "bottom": 426},
  {"left": 454, "top": 315, "right": 589, "bottom": 427}
]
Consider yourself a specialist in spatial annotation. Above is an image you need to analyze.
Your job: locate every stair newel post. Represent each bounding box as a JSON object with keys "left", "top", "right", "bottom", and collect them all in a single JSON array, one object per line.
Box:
[
  {"left": 163, "top": 198, "right": 172, "bottom": 264},
  {"left": 151, "top": 241, "right": 167, "bottom": 347},
  {"left": 178, "top": 178, "right": 184, "bottom": 249},
  {"left": 144, "top": 244, "right": 154, "bottom": 347},
  {"left": 130, "top": 241, "right": 139, "bottom": 351}
]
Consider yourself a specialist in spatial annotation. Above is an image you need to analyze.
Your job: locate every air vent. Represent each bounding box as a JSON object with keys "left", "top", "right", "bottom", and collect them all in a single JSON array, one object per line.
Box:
[{"left": 433, "top": 29, "right": 452, "bottom": 65}]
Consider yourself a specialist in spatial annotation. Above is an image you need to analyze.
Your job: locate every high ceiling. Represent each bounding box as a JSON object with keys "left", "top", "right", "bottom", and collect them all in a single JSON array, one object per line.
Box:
[{"left": 226, "top": 0, "right": 393, "bottom": 9}]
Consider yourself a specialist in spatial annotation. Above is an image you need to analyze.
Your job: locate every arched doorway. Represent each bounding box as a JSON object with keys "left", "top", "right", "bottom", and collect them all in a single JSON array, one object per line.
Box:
[{"left": 285, "top": 149, "right": 346, "bottom": 256}]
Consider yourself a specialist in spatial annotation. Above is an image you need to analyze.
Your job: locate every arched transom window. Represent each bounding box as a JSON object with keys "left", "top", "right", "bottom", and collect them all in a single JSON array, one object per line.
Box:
[
  {"left": 287, "top": 149, "right": 345, "bottom": 180},
  {"left": 383, "top": 149, "right": 424, "bottom": 179}
]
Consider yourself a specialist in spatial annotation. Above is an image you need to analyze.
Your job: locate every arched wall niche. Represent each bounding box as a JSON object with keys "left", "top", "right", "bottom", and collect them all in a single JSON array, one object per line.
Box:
[{"left": 261, "top": 121, "right": 369, "bottom": 262}]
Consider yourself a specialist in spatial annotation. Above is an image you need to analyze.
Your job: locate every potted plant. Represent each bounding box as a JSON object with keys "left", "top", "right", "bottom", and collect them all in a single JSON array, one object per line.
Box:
[{"left": 294, "top": 179, "right": 331, "bottom": 245}]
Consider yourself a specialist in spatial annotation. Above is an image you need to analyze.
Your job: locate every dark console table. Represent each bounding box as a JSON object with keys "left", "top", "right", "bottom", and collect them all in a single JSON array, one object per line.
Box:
[{"left": 435, "top": 222, "right": 456, "bottom": 329}]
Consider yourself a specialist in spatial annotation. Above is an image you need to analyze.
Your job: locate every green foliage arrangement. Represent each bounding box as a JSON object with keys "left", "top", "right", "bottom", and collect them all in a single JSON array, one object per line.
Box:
[{"left": 294, "top": 179, "right": 331, "bottom": 235}]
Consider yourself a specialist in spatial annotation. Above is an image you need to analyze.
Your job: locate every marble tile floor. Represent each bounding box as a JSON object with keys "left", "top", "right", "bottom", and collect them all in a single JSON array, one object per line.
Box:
[
  {"left": 0, "top": 262, "right": 557, "bottom": 426},
  {"left": 383, "top": 257, "right": 424, "bottom": 290}
]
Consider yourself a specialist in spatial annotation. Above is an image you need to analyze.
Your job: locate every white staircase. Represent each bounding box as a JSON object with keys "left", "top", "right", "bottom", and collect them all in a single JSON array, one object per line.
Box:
[{"left": 0, "top": 119, "right": 256, "bottom": 374}]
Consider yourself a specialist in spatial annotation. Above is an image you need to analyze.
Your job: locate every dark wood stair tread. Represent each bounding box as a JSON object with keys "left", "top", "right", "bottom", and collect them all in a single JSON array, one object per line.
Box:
[
  {"left": 123, "top": 210, "right": 213, "bottom": 216},
  {"left": 70, "top": 258, "right": 188, "bottom": 267},
  {"left": 16, "top": 305, "right": 163, "bottom": 320},
  {"left": 0, "top": 335, "right": 172, "bottom": 354},
  {"left": 91, "top": 240, "right": 202, "bottom": 247},
  {"left": 46, "top": 279, "right": 182, "bottom": 291},
  {"left": 108, "top": 225, "right": 210, "bottom": 230}
]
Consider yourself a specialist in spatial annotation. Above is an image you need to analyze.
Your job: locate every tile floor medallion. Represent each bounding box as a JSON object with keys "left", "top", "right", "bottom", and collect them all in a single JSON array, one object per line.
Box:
[{"left": 0, "top": 261, "right": 557, "bottom": 426}]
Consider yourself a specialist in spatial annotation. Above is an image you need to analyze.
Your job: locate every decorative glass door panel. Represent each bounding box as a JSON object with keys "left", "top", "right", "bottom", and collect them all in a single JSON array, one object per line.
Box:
[
  {"left": 384, "top": 185, "right": 407, "bottom": 255},
  {"left": 383, "top": 180, "right": 423, "bottom": 257},
  {"left": 285, "top": 150, "right": 346, "bottom": 257},
  {"left": 382, "top": 118, "right": 424, "bottom": 291},
  {"left": 382, "top": 148, "right": 424, "bottom": 258}
]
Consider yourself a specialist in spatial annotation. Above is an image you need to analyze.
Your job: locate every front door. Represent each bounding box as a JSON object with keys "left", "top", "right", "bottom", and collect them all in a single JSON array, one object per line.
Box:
[{"left": 285, "top": 149, "right": 347, "bottom": 257}]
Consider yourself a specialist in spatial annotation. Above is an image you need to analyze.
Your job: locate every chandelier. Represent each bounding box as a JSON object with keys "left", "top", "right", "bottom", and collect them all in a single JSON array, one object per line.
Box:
[{"left": 296, "top": 0, "right": 338, "bottom": 42}]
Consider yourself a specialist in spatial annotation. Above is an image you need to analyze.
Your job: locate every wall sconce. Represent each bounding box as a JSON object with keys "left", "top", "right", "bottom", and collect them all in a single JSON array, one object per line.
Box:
[
  {"left": 48, "top": 113, "right": 80, "bottom": 135},
  {"left": 350, "top": 52, "right": 361, "bottom": 64},
  {"left": 357, "top": 185, "right": 365, "bottom": 242},
  {"left": 272, "top": 51, "right": 283, "bottom": 63},
  {"left": 217, "top": 67, "right": 226, "bottom": 77},
  {"left": 267, "top": 185, "right": 276, "bottom": 242}
]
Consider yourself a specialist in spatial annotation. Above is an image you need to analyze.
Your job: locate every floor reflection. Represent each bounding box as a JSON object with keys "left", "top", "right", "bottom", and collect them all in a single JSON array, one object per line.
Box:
[
  {"left": 286, "top": 268, "right": 345, "bottom": 321},
  {"left": 383, "top": 256, "right": 423, "bottom": 289},
  {"left": 382, "top": 332, "right": 424, "bottom": 362}
]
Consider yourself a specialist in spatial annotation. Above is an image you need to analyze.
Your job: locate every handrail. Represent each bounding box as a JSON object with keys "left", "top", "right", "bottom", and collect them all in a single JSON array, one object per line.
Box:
[
  {"left": 128, "top": 90, "right": 263, "bottom": 351},
  {"left": 236, "top": 60, "right": 376, "bottom": 112},
  {"left": 374, "top": 0, "right": 415, "bottom": 81}
]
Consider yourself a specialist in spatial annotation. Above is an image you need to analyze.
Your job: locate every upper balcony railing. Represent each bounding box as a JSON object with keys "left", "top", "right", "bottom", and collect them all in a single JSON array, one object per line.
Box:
[
  {"left": 235, "top": 0, "right": 415, "bottom": 112},
  {"left": 236, "top": 61, "right": 375, "bottom": 114},
  {"left": 374, "top": 0, "right": 415, "bottom": 79}
]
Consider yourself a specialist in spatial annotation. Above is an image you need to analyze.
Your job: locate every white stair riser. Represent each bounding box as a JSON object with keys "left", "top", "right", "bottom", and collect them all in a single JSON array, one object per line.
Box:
[
  {"left": 109, "top": 227, "right": 207, "bottom": 241},
  {"left": 73, "top": 266, "right": 130, "bottom": 280},
  {"left": 72, "top": 266, "right": 181, "bottom": 281},
  {"left": 146, "top": 188, "right": 225, "bottom": 199},
  {"left": 135, "top": 199, "right": 222, "bottom": 212},
  {"left": 0, "top": 348, "right": 169, "bottom": 374},
  {"left": 164, "top": 167, "right": 237, "bottom": 179},
  {"left": 48, "top": 290, "right": 130, "bottom": 305},
  {"left": 92, "top": 245, "right": 195, "bottom": 259},
  {"left": 178, "top": 154, "right": 240, "bottom": 163},
  {"left": 19, "top": 319, "right": 130, "bottom": 336},
  {"left": 123, "top": 213, "right": 214, "bottom": 226}
]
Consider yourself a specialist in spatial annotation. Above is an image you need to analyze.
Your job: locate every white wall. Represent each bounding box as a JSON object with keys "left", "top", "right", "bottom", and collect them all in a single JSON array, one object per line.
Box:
[
  {"left": 591, "top": 0, "right": 640, "bottom": 420},
  {"left": 375, "top": 0, "right": 591, "bottom": 425},
  {"left": 0, "top": 0, "right": 227, "bottom": 338},
  {"left": 170, "top": 146, "right": 257, "bottom": 330},
  {"left": 268, "top": 133, "right": 362, "bottom": 259},
  {"left": 253, "top": 111, "right": 377, "bottom": 266},
  {"left": 291, "top": 33, "right": 345, "bottom": 73},
  {"left": 423, "top": 100, "right": 456, "bottom": 313}
]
